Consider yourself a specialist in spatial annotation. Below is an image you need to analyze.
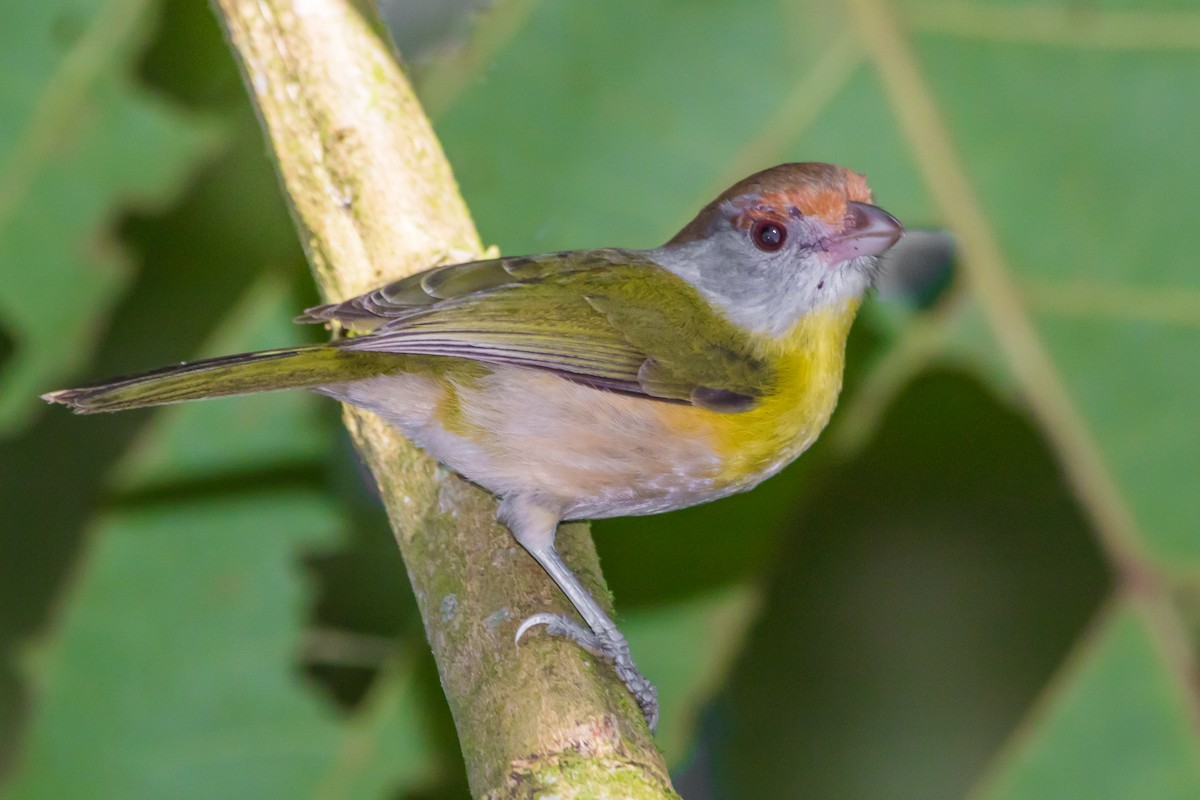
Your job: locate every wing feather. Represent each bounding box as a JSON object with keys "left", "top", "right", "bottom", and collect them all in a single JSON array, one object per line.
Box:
[{"left": 305, "top": 250, "right": 772, "bottom": 412}]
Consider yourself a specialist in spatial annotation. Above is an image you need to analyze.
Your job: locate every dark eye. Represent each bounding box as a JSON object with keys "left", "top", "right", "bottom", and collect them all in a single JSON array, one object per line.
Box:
[{"left": 751, "top": 220, "right": 787, "bottom": 252}]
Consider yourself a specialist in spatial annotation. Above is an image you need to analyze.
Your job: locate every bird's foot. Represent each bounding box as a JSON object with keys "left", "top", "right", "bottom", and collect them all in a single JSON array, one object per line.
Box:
[{"left": 516, "top": 612, "right": 659, "bottom": 731}]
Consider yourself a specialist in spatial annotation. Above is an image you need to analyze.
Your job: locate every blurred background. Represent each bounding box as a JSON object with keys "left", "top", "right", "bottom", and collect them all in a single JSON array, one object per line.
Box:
[{"left": 2, "top": 0, "right": 1198, "bottom": 797}]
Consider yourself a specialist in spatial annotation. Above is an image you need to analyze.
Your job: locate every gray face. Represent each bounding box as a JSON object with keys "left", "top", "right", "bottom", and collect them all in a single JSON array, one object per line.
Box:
[{"left": 647, "top": 199, "right": 885, "bottom": 339}]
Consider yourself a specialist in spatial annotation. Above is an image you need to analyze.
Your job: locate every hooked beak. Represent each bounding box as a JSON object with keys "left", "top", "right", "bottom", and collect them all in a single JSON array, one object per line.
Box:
[{"left": 824, "top": 201, "right": 904, "bottom": 263}]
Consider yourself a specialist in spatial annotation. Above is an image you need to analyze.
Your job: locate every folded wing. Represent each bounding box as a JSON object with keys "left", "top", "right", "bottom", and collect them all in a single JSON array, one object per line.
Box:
[{"left": 299, "top": 250, "right": 772, "bottom": 411}]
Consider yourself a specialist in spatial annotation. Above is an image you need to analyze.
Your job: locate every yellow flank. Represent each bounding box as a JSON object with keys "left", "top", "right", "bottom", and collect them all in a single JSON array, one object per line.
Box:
[{"left": 704, "top": 299, "right": 861, "bottom": 485}]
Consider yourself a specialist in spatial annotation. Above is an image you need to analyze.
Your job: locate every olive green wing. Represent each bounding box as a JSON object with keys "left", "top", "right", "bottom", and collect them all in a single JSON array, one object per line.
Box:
[
  {"left": 297, "top": 251, "right": 607, "bottom": 330},
  {"left": 305, "top": 250, "right": 772, "bottom": 411}
]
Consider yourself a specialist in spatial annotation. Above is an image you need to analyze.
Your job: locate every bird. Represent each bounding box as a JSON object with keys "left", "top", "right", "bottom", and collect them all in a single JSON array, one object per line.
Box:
[{"left": 43, "top": 162, "right": 903, "bottom": 729}]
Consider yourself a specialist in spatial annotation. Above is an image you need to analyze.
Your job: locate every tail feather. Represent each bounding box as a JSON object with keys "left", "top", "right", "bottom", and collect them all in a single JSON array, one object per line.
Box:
[{"left": 42, "top": 345, "right": 396, "bottom": 414}]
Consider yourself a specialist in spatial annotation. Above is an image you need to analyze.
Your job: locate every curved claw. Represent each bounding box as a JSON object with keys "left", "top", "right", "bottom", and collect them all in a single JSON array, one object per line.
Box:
[
  {"left": 514, "top": 612, "right": 564, "bottom": 646},
  {"left": 515, "top": 612, "right": 602, "bottom": 652}
]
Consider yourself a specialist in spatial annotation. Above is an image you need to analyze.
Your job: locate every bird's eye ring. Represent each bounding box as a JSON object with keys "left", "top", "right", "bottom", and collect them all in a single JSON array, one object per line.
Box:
[{"left": 751, "top": 220, "right": 787, "bottom": 252}]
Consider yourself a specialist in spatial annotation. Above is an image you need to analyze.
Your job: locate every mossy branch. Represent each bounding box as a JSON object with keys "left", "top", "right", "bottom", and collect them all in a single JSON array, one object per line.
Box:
[{"left": 209, "top": 1, "right": 675, "bottom": 796}]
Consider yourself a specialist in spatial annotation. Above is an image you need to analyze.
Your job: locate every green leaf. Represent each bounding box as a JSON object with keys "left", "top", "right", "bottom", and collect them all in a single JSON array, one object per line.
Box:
[
  {"left": 893, "top": 3, "right": 1200, "bottom": 562},
  {"left": 7, "top": 493, "right": 344, "bottom": 800},
  {"left": 429, "top": 0, "right": 1200, "bottom": 555},
  {"left": 0, "top": 0, "right": 222, "bottom": 432},
  {"left": 976, "top": 602, "right": 1200, "bottom": 800},
  {"left": 422, "top": 0, "right": 1200, "bottom": 791},
  {"left": 6, "top": 283, "right": 435, "bottom": 798},
  {"left": 719, "top": 370, "right": 1109, "bottom": 800},
  {"left": 11, "top": 0, "right": 1200, "bottom": 794},
  {"left": 312, "top": 656, "right": 441, "bottom": 800},
  {"left": 111, "top": 279, "right": 328, "bottom": 489},
  {"left": 623, "top": 584, "right": 758, "bottom": 766},
  {"left": 425, "top": 1, "right": 930, "bottom": 256}
]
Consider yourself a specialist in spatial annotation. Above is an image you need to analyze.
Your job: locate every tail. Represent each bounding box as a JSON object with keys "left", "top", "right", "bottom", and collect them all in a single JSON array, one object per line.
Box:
[{"left": 42, "top": 345, "right": 395, "bottom": 414}]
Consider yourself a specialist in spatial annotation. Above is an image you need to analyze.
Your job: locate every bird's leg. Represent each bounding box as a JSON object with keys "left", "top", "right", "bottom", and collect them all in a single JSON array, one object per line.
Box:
[
  {"left": 499, "top": 495, "right": 659, "bottom": 730},
  {"left": 514, "top": 546, "right": 660, "bottom": 730}
]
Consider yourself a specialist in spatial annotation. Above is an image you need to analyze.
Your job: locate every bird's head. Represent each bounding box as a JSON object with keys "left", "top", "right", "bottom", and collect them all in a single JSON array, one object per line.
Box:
[{"left": 653, "top": 163, "right": 903, "bottom": 338}]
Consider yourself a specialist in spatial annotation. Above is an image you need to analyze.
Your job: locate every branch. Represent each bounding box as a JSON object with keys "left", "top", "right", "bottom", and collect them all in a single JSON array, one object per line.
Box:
[{"left": 209, "top": 1, "right": 675, "bottom": 796}]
